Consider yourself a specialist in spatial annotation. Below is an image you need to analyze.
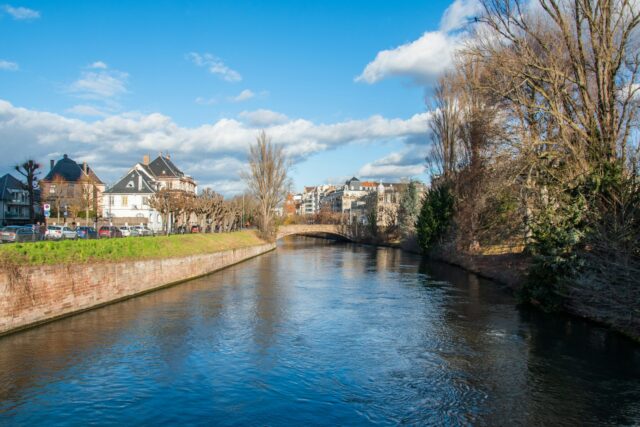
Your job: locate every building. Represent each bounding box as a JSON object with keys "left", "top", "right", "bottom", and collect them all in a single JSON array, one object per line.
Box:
[
  {"left": 0, "top": 174, "right": 31, "bottom": 226},
  {"left": 103, "top": 153, "right": 197, "bottom": 230},
  {"left": 283, "top": 193, "right": 302, "bottom": 216},
  {"left": 301, "top": 185, "right": 334, "bottom": 215},
  {"left": 39, "top": 154, "right": 105, "bottom": 224},
  {"left": 317, "top": 177, "right": 377, "bottom": 214}
]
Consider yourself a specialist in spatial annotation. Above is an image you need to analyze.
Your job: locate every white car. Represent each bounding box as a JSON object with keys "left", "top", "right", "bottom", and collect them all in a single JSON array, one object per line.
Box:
[
  {"left": 133, "top": 225, "right": 153, "bottom": 236},
  {"left": 46, "top": 226, "right": 77, "bottom": 240},
  {"left": 119, "top": 226, "right": 139, "bottom": 237}
]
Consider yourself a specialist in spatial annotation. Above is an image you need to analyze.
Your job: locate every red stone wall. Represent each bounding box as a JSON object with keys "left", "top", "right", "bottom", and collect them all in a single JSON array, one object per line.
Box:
[{"left": 0, "top": 243, "right": 275, "bottom": 336}]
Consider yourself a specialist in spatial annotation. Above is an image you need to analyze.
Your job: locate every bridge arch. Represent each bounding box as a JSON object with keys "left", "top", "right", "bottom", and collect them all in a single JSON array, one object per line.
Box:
[{"left": 276, "top": 224, "right": 353, "bottom": 241}]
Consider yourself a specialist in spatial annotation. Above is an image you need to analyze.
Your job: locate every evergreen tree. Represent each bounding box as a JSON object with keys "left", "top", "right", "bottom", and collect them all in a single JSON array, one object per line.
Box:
[{"left": 416, "top": 184, "right": 454, "bottom": 253}]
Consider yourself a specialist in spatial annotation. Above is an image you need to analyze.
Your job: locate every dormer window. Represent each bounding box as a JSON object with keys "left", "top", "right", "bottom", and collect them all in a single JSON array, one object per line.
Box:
[{"left": 126, "top": 181, "right": 134, "bottom": 188}]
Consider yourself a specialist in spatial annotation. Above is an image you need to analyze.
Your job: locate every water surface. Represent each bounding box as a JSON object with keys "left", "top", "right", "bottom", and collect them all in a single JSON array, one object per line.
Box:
[{"left": 0, "top": 237, "right": 638, "bottom": 425}]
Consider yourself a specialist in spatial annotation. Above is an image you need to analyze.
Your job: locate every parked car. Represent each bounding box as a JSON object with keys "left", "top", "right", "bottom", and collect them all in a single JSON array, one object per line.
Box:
[
  {"left": 61, "top": 226, "right": 77, "bottom": 240},
  {"left": 99, "top": 226, "right": 123, "bottom": 238},
  {"left": 190, "top": 225, "right": 200, "bottom": 233},
  {"left": 76, "top": 226, "right": 98, "bottom": 239},
  {"left": 1, "top": 226, "right": 33, "bottom": 243},
  {"left": 17, "top": 226, "right": 43, "bottom": 242},
  {"left": 119, "top": 226, "right": 140, "bottom": 237},
  {"left": 45, "top": 225, "right": 64, "bottom": 240},
  {"left": 133, "top": 225, "right": 153, "bottom": 236}
]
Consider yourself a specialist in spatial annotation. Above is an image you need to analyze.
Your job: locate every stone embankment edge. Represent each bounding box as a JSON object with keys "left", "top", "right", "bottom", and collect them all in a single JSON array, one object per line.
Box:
[{"left": 0, "top": 242, "right": 276, "bottom": 338}]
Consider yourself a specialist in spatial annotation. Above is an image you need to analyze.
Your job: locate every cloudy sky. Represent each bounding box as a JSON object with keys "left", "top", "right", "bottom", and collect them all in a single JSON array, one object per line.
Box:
[{"left": 0, "top": 0, "right": 479, "bottom": 194}]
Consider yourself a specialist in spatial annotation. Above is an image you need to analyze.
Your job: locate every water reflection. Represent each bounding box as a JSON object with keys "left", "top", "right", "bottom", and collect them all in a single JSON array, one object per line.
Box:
[{"left": 0, "top": 236, "right": 638, "bottom": 425}]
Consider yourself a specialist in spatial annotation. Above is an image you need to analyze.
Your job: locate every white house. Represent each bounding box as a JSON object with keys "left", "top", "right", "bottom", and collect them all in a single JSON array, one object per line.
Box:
[{"left": 103, "top": 154, "right": 197, "bottom": 231}]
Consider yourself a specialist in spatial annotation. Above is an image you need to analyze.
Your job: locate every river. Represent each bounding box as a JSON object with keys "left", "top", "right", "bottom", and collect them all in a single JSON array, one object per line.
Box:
[{"left": 0, "top": 237, "right": 639, "bottom": 426}]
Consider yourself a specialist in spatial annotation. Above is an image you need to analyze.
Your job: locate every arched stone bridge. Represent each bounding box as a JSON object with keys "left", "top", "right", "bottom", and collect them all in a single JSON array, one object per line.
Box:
[{"left": 276, "top": 224, "right": 353, "bottom": 241}]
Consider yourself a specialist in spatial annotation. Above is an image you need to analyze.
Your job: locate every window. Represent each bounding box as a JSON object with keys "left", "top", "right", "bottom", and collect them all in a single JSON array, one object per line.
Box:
[
  {"left": 122, "top": 196, "right": 128, "bottom": 207},
  {"left": 109, "top": 196, "right": 115, "bottom": 206},
  {"left": 142, "top": 196, "right": 149, "bottom": 206},
  {"left": 126, "top": 181, "right": 134, "bottom": 188}
]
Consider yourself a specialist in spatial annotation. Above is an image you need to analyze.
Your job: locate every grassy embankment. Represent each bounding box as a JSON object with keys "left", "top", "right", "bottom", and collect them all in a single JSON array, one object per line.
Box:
[{"left": 0, "top": 231, "right": 267, "bottom": 266}]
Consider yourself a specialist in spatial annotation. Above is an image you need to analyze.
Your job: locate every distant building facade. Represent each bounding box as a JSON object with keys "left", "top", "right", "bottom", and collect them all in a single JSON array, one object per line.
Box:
[
  {"left": 295, "top": 177, "right": 426, "bottom": 227},
  {"left": 39, "top": 154, "right": 105, "bottom": 223},
  {"left": 0, "top": 173, "right": 34, "bottom": 226}
]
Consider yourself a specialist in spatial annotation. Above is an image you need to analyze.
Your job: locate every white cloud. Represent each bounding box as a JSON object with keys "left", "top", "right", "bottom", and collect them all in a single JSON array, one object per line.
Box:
[
  {"left": 356, "top": 0, "right": 480, "bottom": 84},
  {"left": 440, "top": 0, "right": 482, "bottom": 32},
  {"left": 68, "top": 64, "right": 128, "bottom": 99},
  {"left": 0, "top": 60, "right": 18, "bottom": 71},
  {"left": 89, "top": 61, "right": 108, "bottom": 69},
  {"left": 239, "top": 109, "right": 289, "bottom": 127},
  {"left": 229, "top": 89, "right": 255, "bottom": 102},
  {"left": 187, "top": 52, "right": 242, "bottom": 82},
  {"left": 358, "top": 149, "right": 427, "bottom": 181},
  {"left": 0, "top": 100, "right": 432, "bottom": 195},
  {"left": 3, "top": 4, "right": 40, "bottom": 20},
  {"left": 66, "top": 105, "right": 109, "bottom": 117}
]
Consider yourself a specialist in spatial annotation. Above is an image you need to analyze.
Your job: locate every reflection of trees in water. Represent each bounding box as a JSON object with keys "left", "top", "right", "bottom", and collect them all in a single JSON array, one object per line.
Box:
[
  {"left": 419, "top": 258, "right": 640, "bottom": 425},
  {"left": 251, "top": 254, "right": 283, "bottom": 357},
  {"left": 517, "top": 308, "right": 640, "bottom": 425}
]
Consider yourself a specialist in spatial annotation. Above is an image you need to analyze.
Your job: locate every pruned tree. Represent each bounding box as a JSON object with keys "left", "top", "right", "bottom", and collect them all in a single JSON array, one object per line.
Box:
[
  {"left": 15, "top": 160, "right": 40, "bottom": 222},
  {"left": 149, "top": 189, "right": 178, "bottom": 234},
  {"left": 242, "top": 131, "right": 290, "bottom": 240}
]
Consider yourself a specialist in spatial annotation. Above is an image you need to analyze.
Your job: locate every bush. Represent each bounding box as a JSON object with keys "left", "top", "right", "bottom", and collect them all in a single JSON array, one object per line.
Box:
[
  {"left": 519, "top": 196, "right": 587, "bottom": 310},
  {"left": 416, "top": 184, "right": 454, "bottom": 253}
]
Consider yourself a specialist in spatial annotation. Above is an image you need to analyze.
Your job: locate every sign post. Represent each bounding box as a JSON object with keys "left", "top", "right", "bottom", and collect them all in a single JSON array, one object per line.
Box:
[{"left": 43, "top": 203, "right": 50, "bottom": 228}]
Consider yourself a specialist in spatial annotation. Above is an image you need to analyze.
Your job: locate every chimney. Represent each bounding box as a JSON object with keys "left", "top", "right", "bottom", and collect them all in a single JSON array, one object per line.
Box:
[
  {"left": 83, "top": 161, "right": 88, "bottom": 174},
  {"left": 50, "top": 159, "right": 55, "bottom": 170},
  {"left": 63, "top": 154, "right": 68, "bottom": 160},
  {"left": 143, "top": 154, "right": 149, "bottom": 165}
]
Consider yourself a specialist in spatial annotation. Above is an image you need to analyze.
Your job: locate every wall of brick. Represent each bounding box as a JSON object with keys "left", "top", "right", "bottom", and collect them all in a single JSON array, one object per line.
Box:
[{"left": 0, "top": 243, "right": 276, "bottom": 336}]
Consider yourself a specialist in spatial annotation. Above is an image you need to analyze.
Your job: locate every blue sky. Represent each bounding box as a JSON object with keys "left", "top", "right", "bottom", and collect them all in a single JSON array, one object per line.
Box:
[{"left": 0, "top": 0, "right": 479, "bottom": 194}]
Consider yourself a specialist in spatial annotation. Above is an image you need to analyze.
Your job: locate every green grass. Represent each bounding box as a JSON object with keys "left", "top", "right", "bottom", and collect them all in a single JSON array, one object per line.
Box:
[{"left": 0, "top": 231, "right": 267, "bottom": 266}]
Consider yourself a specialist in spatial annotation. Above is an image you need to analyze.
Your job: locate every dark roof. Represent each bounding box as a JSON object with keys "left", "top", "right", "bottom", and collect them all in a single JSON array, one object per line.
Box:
[
  {"left": 104, "top": 169, "right": 156, "bottom": 194},
  {"left": 147, "top": 155, "right": 184, "bottom": 178},
  {"left": 42, "top": 154, "right": 104, "bottom": 184},
  {"left": 0, "top": 173, "right": 25, "bottom": 201}
]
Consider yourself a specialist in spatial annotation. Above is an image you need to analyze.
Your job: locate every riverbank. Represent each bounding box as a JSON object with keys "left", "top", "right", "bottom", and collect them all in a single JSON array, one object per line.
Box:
[
  {"left": 347, "top": 234, "right": 639, "bottom": 341},
  {"left": 0, "top": 231, "right": 266, "bottom": 265},
  {"left": 430, "top": 245, "right": 639, "bottom": 342},
  {"left": 0, "top": 232, "right": 275, "bottom": 336}
]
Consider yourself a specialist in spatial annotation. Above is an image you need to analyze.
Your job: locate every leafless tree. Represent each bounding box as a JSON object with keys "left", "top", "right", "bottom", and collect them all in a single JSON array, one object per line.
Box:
[
  {"left": 427, "top": 73, "right": 463, "bottom": 180},
  {"left": 242, "top": 131, "right": 290, "bottom": 240}
]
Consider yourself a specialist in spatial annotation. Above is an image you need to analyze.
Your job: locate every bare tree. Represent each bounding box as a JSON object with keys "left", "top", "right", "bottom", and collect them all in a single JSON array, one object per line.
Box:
[
  {"left": 14, "top": 160, "right": 40, "bottom": 223},
  {"left": 475, "top": 0, "right": 640, "bottom": 175},
  {"left": 78, "top": 175, "right": 98, "bottom": 226},
  {"left": 149, "top": 189, "right": 177, "bottom": 234},
  {"left": 427, "top": 73, "right": 463, "bottom": 180},
  {"left": 46, "top": 175, "right": 68, "bottom": 224},
  {"left": 242, "top": 131, "right": 290, "bottom": 240}
]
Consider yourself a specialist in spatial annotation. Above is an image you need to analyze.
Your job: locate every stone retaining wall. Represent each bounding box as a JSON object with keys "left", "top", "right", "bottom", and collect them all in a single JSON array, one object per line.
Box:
[{"left": 0, "top": 242, "right": 276, "bottom": 336}]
